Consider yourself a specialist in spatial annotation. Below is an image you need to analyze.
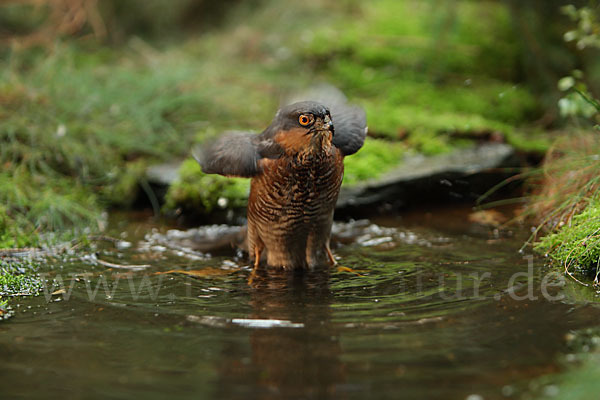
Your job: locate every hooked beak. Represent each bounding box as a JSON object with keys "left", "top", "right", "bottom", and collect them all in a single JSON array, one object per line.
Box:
[
  {"left": 308, "top": 114, "right": 334, "bottom": 136},
  {"left": 324, "top": 114, "right": 334, "bottom": 136}
]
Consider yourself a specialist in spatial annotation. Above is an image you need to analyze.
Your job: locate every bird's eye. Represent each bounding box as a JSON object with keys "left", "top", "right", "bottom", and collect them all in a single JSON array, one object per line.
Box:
[{"left": 298, "top": 114, "right": 312, "bottom": 126}]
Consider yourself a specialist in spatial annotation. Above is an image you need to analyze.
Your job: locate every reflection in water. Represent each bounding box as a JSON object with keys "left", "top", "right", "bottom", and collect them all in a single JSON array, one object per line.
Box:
[{"left": 217, "top": 268, "right": 346, "bottom": 399}]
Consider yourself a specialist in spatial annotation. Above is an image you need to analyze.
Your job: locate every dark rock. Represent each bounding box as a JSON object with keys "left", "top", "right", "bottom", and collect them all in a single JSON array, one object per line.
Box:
[{"left": 336, "top": 143, "right": 519, "bottom": 214}]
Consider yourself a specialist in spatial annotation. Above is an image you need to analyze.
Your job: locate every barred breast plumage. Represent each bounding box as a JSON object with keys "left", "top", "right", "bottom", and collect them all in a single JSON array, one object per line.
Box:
[{"left": 247, "top": 140, "right": 344, "bottom": 269}]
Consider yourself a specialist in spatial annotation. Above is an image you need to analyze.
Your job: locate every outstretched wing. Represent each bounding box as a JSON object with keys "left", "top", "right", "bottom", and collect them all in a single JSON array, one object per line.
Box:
[
  {"left": 193, "top": 131, "right": 282, "bottom": 177},
  {"left": 329, "top": 102, "right": 367, "bottom": 156},
  {"left": 284, "top": 85, "right": 368, "bottom": 156}
]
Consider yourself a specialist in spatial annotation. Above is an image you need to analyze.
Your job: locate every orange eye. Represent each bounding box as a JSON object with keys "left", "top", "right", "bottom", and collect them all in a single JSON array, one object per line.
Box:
[{"left": 298, "top": 114, "right": 312, "bottom": 126}]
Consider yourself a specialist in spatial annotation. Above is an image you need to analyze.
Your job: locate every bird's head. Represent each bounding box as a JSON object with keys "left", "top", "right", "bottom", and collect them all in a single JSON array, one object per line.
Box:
[{"left": 264, "top": 101, "right": 334, "bottom": 156}]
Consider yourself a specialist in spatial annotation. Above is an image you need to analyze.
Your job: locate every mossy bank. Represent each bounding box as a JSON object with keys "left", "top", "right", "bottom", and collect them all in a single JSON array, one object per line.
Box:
[{"left": 1, "top": 0, "right": 552, "bottom": 250}]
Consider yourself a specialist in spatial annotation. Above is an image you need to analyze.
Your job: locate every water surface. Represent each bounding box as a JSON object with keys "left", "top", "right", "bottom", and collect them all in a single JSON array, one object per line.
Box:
[{"left": 2, "top": 206, "right": 599, "bottom": 400}]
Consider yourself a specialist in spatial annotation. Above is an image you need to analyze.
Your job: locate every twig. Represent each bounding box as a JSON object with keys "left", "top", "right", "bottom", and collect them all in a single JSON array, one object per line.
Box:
[
  {"left": 0, "top": 248, "right": 42, "bottom": 258},
  {"left": 86, "top": 235, "right": 122, "bottom": 244},
  {"left": 561, "top": 233, "right": 600, "bottom": 287},
  {"left": 573, "top": 87, "right": 600, "bottom": 111},
  {"left": 95, "top": 258, "right": 151, "bottom": 270},
  {"left": 69, "top": 235, "right": 126, "bottom": 252},
  {"left": 565, "top": 266, "right": 589, "bottom": 287}
]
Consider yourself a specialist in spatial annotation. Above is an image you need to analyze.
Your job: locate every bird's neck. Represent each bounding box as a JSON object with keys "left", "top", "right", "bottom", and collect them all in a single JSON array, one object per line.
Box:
[{"left": 294, "top": 134, "right": 334, "bottom": 165}]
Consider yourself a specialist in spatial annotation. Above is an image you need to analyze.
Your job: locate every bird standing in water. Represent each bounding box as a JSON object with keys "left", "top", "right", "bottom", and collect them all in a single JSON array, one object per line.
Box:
[{"left": 196, "top": 88, "right": 367, "bottom": 270}]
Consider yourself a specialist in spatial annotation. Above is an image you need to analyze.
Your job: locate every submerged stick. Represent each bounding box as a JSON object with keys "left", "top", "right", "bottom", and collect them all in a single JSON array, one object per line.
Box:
[{"left": 95, "top": 258, "right": 152, "bottom": 271}]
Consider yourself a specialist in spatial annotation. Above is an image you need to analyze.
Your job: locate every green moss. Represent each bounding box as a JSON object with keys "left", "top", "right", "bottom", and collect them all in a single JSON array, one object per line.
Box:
[
  {"left": 0, "top": 169, "right": 101, "bottom": 247},
  {"left": 343, "top": 139, "right": 406, "bottom": 184},
  {"left": 1, "top": 45, "right": 199, "bottom": 244},
  {"left": 366, "top": 101, "right": 505, "bottom": 137},
  {"left": 360, "top": 92, "right": 544, "bottom": 155},
  {"left": 407, "top": 129, "right": 453, "bottom": 156},
  {"left": 301, "top": 0, "right": 521, "bottom": 80},
  {"left": 0, "top": 259, "right": 42, "bottom": 296},
  {"left": 534, "top": 198, "right": 600, "bottom": 273},
  {"left": 296, "top": 0, "right": 541, "bottom": 155},
  {"left": 503, "top": 129, "right": 552, "bottom": 154},
  {"left": 0, "top": 272, "right": 42, "bottom": 296},
  {"left": 299, "top": 0, "right": 539, "bottom": 131},
  {"left": 164, "top": 159, "right": 250, "bottom": 213}
]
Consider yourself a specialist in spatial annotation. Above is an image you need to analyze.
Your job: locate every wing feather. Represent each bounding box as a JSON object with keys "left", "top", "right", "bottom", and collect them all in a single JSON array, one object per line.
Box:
[
  {"left": 194, "top": 131, "right": 282, "bottom": 177},
  {"left": 194, "top": 131, "right": 260, "bottom": 177}
]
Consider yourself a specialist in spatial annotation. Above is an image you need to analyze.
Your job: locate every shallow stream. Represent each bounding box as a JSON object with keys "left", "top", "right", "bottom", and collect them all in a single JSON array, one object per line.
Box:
[{"left": 2, "top": 206, "right": 599, "bottom": 399}]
